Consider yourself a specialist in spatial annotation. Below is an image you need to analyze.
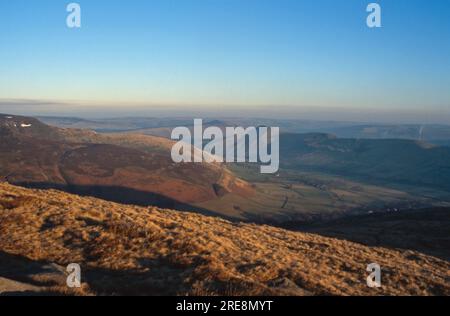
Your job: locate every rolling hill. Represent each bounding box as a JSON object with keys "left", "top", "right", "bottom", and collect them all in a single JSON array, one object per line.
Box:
[
  {"left": 0, "top": 114, "right": 253, "bottom": 213},
  {"left": 279, "top": 133, "right": 450, "bottom": 191}
]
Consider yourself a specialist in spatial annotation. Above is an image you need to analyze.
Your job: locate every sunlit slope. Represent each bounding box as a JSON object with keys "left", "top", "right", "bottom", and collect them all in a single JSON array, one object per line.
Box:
[{"left": 0, "top": 183, "right": 448, "bottom": 296}]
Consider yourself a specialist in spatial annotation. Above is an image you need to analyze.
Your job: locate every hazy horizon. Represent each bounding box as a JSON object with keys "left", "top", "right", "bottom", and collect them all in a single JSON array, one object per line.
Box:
[{"left": 0, "top": 98, "right": 449, "bottom": 126}]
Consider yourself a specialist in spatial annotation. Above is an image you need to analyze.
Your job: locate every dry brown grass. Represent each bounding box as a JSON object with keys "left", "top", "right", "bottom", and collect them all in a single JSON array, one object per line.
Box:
[{"left": 0, "top": 183, "right": 449, "bottom": 296}]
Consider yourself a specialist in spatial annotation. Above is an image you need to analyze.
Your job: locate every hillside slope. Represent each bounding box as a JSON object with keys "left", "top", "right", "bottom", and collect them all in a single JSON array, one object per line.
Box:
[
  {"left": 280, "top": 133, "right": 450, "bottom": 190},
  {"left": 287, "top": 208, "right": 450, "bottom": 261},
  {"left": 0, "top": 114, "right": 253, "bottom": 213},
  {"left": 0, "top": 183, "right": 448, "bottom": 296}
]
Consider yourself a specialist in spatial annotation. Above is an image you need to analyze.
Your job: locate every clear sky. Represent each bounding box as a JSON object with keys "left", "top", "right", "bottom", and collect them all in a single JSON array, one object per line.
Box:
[{"left": 0, "top": 0, "right": 449, "bottom": 120}]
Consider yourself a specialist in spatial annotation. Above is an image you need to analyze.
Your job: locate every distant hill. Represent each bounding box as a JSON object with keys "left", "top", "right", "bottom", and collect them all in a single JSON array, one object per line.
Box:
[
  {"left": 38, "top": 116, "right": 450, "bottom": 144},
  {"left": 0, "top": 114, "right": 253, "bottom": 212},
  {"left": 279, "top": 133, "right": 450, "bottom": 191},
  {"left": 0, "top": 183, "right": 448, "bottom": 296},
  {"left": 326, "top": 124, "right": 450, "bottom": 145}
]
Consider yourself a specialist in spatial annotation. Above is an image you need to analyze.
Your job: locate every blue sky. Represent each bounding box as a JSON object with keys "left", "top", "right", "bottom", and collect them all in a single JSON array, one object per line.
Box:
[{"left": 0, "top": 0, "right": 449, "bottom": 119}]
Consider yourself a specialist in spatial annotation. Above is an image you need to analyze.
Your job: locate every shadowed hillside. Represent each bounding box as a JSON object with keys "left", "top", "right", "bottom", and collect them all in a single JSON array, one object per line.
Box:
[
  {"left": 280, "top": 133, "right": 450, "bottom": 190},
  {"left": 284, "top": 208, "right": 450, "bottom": 261}
]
